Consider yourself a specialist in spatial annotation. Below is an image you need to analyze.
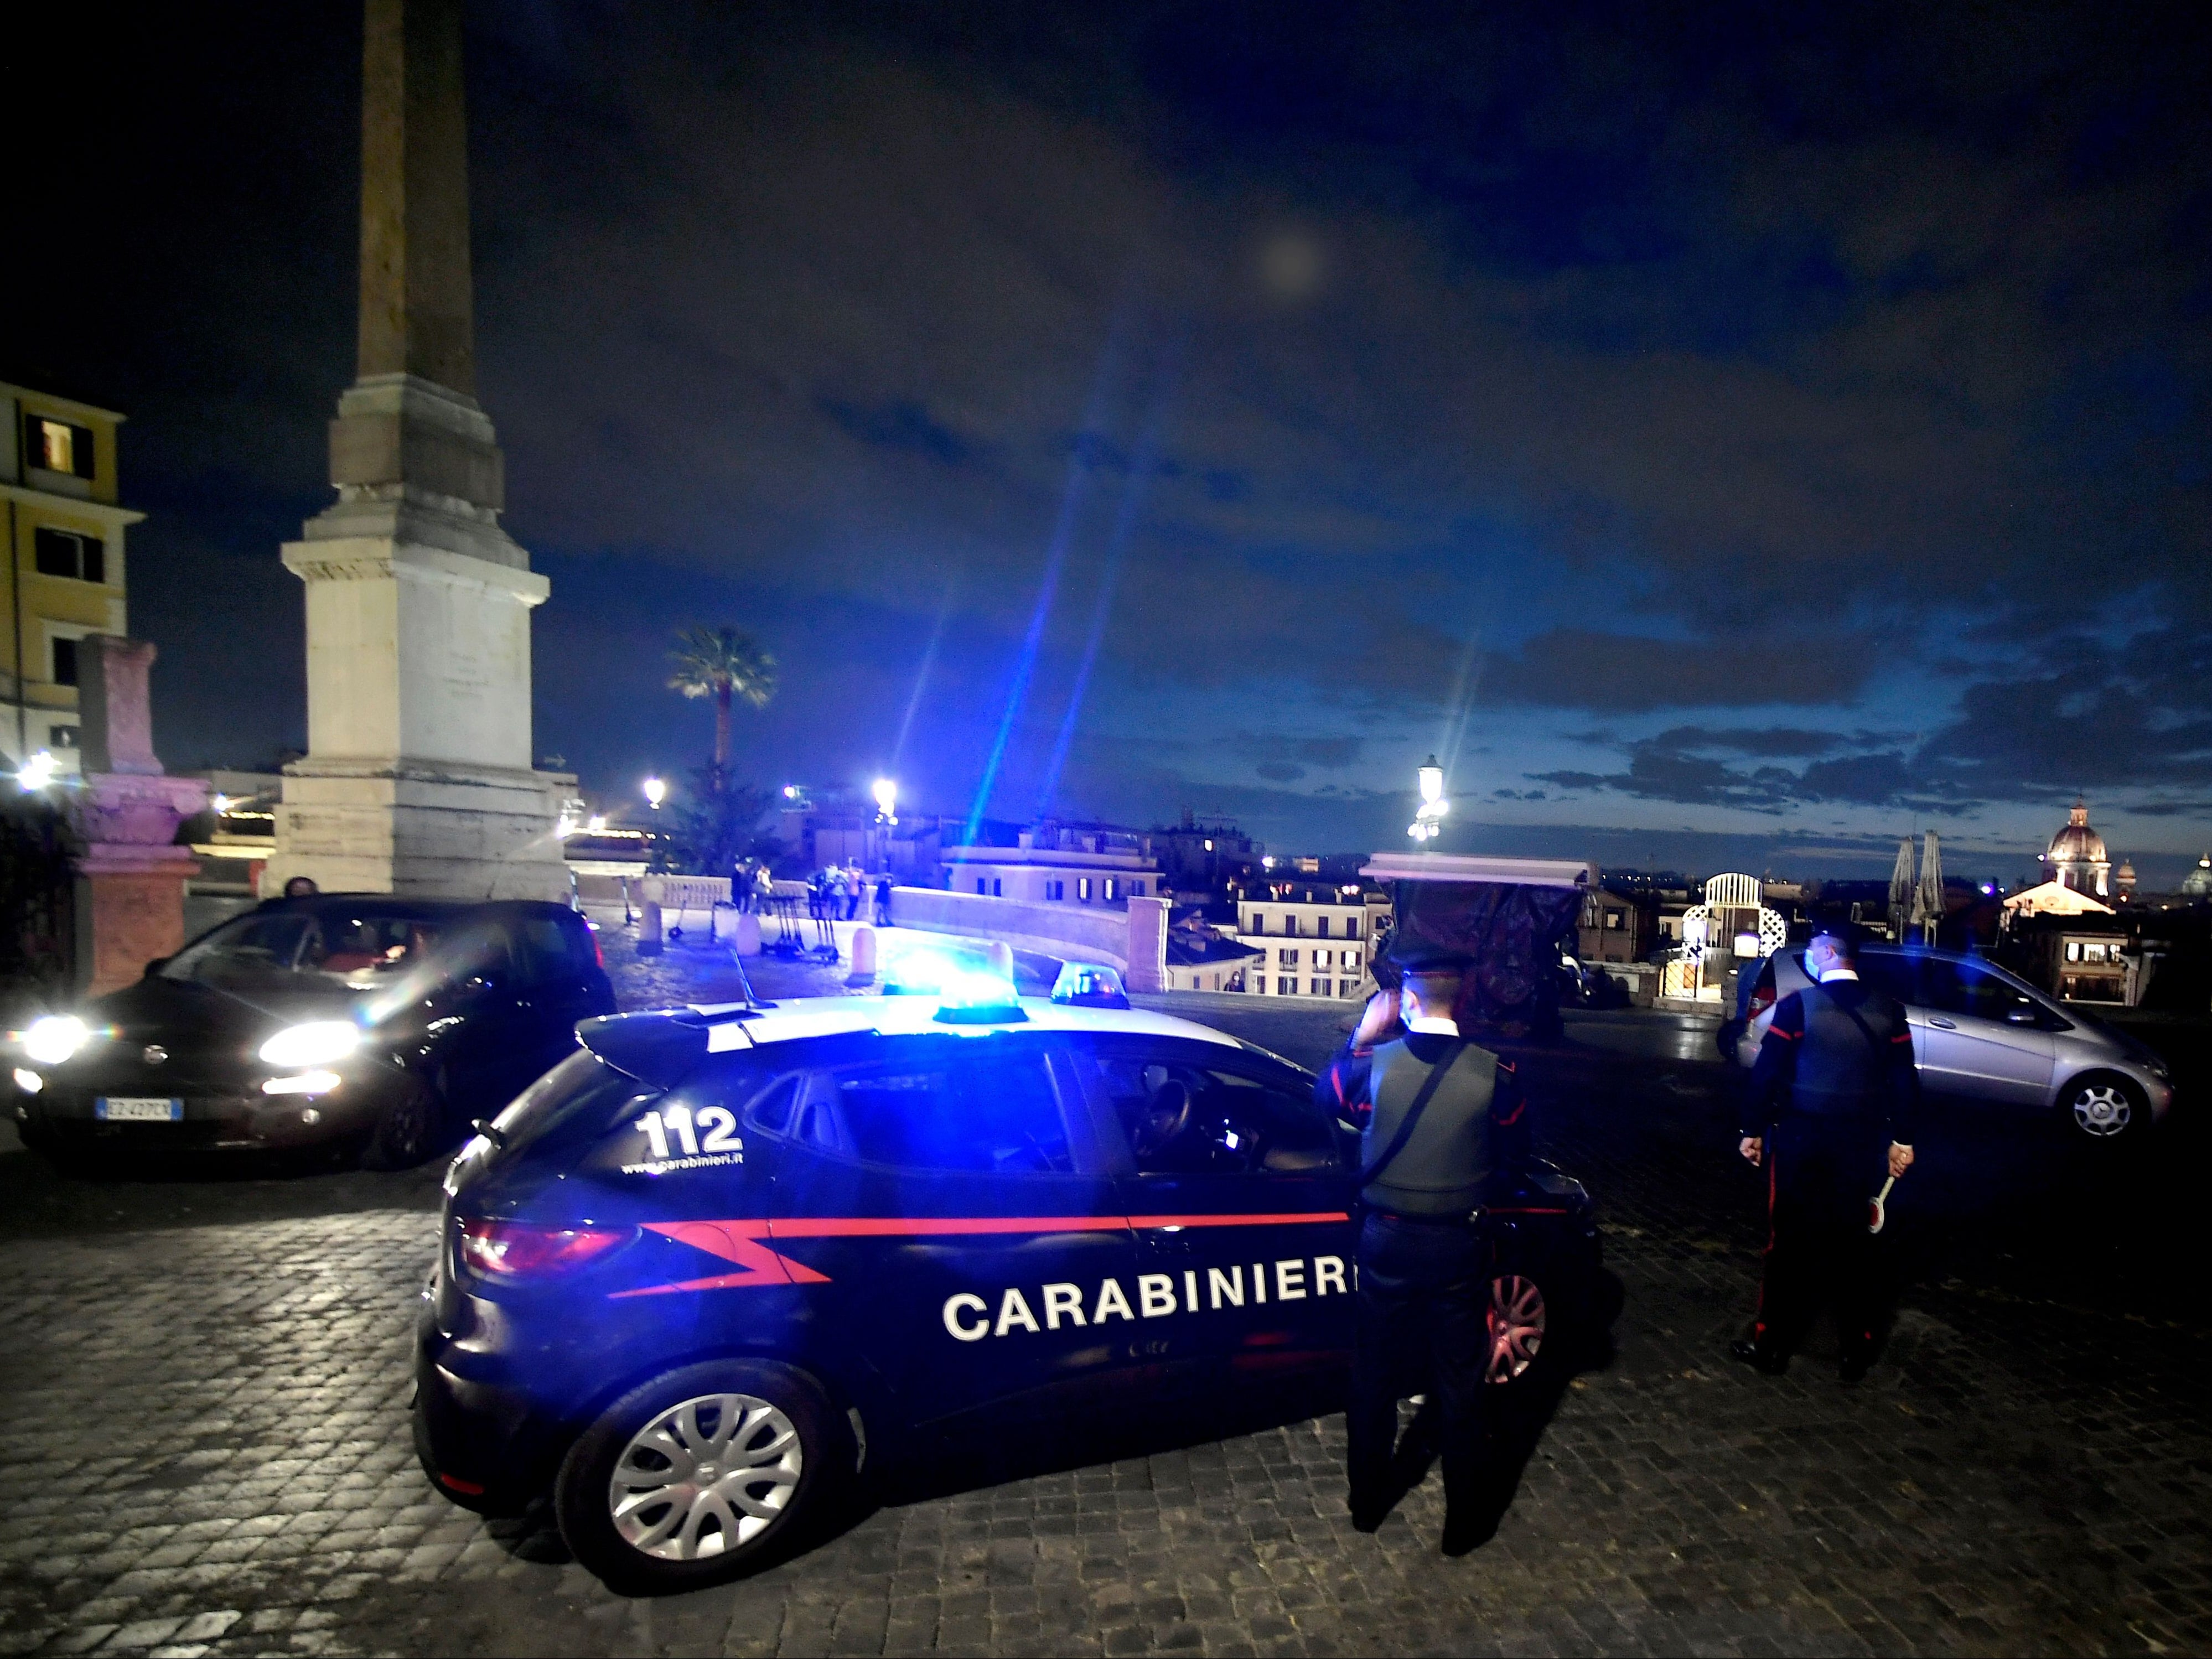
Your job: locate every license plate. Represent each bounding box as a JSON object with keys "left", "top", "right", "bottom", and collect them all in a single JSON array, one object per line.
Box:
[{"left": 97, "top": 1097, "right": 183, "bottom": 1122}]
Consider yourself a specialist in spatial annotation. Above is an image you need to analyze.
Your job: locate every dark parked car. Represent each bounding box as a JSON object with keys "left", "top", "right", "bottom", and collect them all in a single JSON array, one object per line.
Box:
[
  {"left": 8, "top": 895, "right": 615, "bottom": 1169},
  {"left": 413, "top": 978, "right": 1602, "bottom": 1591}
]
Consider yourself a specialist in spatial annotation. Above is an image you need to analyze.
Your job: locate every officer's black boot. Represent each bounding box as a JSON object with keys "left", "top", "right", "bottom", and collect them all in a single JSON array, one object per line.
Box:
[{"left": 1729, "top": 1337, "right": 1789, "bottom": 1376}]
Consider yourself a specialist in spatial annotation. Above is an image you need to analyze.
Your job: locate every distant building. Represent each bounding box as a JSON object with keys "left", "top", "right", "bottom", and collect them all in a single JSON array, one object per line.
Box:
[
  {"left": 2183, "top": 856, "right": 2212, "bottom": 900},
  {"left": 942, "top": 822, "right": 1160, "bottom": 907},
  {"left": 1162, "top": 918, "right": 1262, "bottom": 993},
  {"left": 2043, "top": 800, "right": 2112, "bottom": 898},
  {"left": 1233, "top": 878, "right": 1389, "bottom": 1000},
  {"left": 2, "top": 380, "right": 142, "bottom": 774},
  {"left": 1151, "top": 810, "right": 1264, "bottom": 898},
  {"left": 1577, "top": 888, "right": 1655, "bottom": 964},
  {"left": 2002, "top": 880, "right": 2115, "bottom": 922}
]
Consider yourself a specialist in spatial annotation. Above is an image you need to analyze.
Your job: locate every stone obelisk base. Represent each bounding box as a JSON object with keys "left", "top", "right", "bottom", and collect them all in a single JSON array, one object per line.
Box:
[{"left": 266, "top": 759, "right": 574, "bottom": 901}]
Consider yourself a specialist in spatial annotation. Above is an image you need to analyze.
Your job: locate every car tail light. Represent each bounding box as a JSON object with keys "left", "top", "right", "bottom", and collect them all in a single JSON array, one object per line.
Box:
[
  {"left": 1749, "top": 983, "right": 1776, "bottom": 1018},
  {"left": 459, "top": 1219, "right": 629, "bottom": 1279}
]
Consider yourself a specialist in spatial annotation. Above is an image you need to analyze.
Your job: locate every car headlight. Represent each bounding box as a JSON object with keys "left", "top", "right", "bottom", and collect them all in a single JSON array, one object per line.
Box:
[
  {"left": 258, "top": 1021, "right": 362, "bottom": 1069},
  {"left": 21, "top": 1015, "right": 89, "bottom": 1066}
]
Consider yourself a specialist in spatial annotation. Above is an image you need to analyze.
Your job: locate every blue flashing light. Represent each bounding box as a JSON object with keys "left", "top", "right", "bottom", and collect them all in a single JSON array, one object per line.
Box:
[
  {"left": 932, "top": 968, "right": 1028, "bottom": 1025},
  {"left": 1050, "top": 962, "right": 1129, "bottom": 1010}
]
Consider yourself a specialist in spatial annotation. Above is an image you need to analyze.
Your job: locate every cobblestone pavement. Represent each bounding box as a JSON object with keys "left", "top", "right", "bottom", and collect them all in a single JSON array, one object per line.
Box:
[{"left": 3, "top": 934, "right": 2209, "bottom": 1656}]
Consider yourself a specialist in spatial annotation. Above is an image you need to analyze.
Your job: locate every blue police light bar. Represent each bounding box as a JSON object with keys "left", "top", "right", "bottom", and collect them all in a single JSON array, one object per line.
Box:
[
  {"left": 1050, "top": 962, "right": 1130, "bottom": 1010},
  {"left": 931, "top": 968, "right": 1028, "bottom": 1025}
]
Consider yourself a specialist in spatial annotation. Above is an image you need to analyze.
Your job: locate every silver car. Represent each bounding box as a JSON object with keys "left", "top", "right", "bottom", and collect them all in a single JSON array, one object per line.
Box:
[{"left": 1728, "top": 945, "right": 2173, "bottom": 1140}]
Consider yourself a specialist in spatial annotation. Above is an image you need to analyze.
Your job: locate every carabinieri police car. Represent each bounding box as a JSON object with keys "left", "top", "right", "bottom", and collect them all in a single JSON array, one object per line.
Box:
[{"left": 414, "top": 963, "right": 1601, "bottom": 1592}]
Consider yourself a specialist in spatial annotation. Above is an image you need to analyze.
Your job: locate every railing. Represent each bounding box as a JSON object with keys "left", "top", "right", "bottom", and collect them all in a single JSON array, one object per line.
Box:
[{"left": 885, "top": 886, "right": 1168, "bottom": 992}]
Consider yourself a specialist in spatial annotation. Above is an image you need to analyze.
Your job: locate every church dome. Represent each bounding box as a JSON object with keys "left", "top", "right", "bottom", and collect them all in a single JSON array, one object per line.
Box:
[{"left": 2047, "top": 801, "right": 2107, "bottom": 866}]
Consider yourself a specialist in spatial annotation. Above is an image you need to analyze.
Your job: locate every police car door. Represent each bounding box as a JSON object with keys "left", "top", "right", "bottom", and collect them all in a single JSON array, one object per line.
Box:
[
  {"left": 761, "top": 1031, "right": 1137, "bottom": 1432},
  {"left": 1081, "top": 1036, "right": 1356, "bottom": 1385}
]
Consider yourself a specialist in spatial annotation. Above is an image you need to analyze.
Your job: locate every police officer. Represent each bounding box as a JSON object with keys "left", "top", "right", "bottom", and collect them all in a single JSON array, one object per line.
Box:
[
  {"left": 1317, "top": 958, "right": 1529, "bottom": 1552},
  {"left": 1734, "top": 922, "right": 1918, "bottom": 1382}
]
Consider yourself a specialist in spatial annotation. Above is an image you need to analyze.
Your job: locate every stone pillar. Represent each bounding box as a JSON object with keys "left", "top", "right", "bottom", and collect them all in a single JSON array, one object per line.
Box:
[
  {"left": 1125, "top": 895, "right": 1169, "bottom": 994},
  {"left": 70, "top": 638, "right": 208, "bottom": 995},
  {"left": 266, "top": 0, "right": 569, "bottom": 901}
]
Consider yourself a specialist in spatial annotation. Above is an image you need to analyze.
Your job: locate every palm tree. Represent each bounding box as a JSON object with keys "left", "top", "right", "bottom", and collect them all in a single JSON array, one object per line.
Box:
[{"left": 667, "top": 626, "right": 778, "bottom": 773}]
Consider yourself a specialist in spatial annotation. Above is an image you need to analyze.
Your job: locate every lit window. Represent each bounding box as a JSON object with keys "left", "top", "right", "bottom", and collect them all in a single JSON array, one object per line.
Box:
[
  {"left": 1104, "top": 878, "right": 1118, "bottom": 902},
  {"left": 28, "top": 414, "right": 95, "bottom": 479},
  {"left": 2065, "top": 941, "right": 2081, "bottom": 962},
  {"left": 1078, "top": 877, "right": 1092, "bottom": 902},
  {"left": 33, "top": 527, "right": 103, "bottom": 584},
  {"left": 49, "top": 724, "right": 79, "bottom": 750}
]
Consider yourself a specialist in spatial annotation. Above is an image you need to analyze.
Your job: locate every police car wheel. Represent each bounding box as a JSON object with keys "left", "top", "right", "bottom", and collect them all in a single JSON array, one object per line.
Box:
[
  {"left": 2065, "top": 1072, "right": 2144, "bottom": 1141},
  {"left": 1486, "top": 1273, "right": 1549, "bottom": 1386},
  {"left": 555, "top": 1360, "right": 844, "bottom": 1592}
]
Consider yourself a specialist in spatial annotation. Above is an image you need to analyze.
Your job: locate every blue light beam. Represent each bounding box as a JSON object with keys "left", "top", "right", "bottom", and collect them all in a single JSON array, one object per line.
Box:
[
  {"left": 1037, "top": 402, "right": 1167, "bottom": 817},
  {"left": 963, "top": 339, "right": 1126, "bottom": 844}
]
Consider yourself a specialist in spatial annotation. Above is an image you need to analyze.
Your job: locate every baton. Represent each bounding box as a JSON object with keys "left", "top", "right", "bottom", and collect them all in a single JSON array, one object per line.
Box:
[{"left": 1867, "top": 1174, "right": 1897, "bottom": 1234}]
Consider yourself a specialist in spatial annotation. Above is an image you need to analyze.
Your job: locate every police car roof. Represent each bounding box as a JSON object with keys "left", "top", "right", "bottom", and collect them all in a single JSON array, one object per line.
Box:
[
  {"left": 692, "top": 996, "right": 1242, "bottom": 1053},
  {"left": 575, "top": 995, "right": 1248, "bottom": 1088}
]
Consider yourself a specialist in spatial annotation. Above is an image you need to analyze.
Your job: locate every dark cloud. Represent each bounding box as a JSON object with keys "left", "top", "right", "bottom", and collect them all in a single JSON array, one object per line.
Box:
[
  {"left": 1235, "top": 732, "right": 1365, "bottom": 769},
  {"left": 1483, "top": 630, "right": 1875, "bottom": 713},
  {"left": 1255, "top": 761, "right": 1306, "bottom": 782}
]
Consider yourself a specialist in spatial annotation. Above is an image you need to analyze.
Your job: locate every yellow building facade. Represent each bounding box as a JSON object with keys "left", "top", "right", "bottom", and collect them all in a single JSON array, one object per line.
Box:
[{"left": 1, "top": 381, "right": 141, "bottom": 774}]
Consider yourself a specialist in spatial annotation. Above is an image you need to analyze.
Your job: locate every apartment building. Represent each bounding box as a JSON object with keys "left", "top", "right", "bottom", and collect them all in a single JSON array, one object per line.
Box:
[{"left": 1234, "top": 880, "right": 1390, "bottom": 1000}]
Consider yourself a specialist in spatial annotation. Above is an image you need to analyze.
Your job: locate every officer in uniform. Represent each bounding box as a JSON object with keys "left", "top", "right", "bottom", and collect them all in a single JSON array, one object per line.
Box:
[
  {"left": 1317, "top": 958, "right": 1529, "bottom": 1552},
  {"left": 1734, "top": 922, "right": 1919, "bottom": 1382}
]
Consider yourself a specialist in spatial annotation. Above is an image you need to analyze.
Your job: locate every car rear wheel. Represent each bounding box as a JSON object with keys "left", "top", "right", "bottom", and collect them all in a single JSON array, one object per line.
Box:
[
  {"left": 556, "top": 1360, "right": 846, "bottom": 1594},
  {"left": 2063, "top": 1072, "right": 2147, "bottom": 1142},
  {"left": 1486, "top": 1272, "right": 1550, "bottom": 1386}
]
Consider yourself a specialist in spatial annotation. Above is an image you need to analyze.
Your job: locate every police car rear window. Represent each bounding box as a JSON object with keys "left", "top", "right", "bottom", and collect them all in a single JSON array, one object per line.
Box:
[
  {"left": 749, "top": 1051, "right": 1074, "bottom": 1176},
  {"left": 490, "top": 1049, "right": 659, "bottom": 1157}
]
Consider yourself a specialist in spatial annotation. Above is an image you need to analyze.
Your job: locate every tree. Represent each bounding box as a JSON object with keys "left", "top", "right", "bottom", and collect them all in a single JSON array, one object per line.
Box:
[
  {"left": 667, "top": 626, "right": 778, "bottom": 773},
  {"left": 652, "top": 769, "right": 774, "bottom": 877}
]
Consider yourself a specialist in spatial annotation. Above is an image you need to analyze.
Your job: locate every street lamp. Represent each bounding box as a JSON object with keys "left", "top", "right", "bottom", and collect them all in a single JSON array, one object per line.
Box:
[
  {"left": 15, "top": 751, "right": 56, "bottom": 793},
  {"left": 871, "top": 776, "right": 898, "bottom": 825},
  {"left": 1408, "top": 754, "right": 1448, "bottom": 842},
  {"left": 643, "top": 775, "right": 667, "bottom": 811}
]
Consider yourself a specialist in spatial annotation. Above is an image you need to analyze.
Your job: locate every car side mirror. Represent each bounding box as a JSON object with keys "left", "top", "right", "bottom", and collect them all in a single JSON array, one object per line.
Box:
[{"left": 2007, "top": 1006, "right": 2038, "bottom": 1025}]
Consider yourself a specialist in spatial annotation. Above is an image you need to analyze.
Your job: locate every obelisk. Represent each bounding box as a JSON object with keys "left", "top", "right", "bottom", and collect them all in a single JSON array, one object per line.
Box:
[{"left": 265, "top": 0, "right": 572, "bottom": 900}]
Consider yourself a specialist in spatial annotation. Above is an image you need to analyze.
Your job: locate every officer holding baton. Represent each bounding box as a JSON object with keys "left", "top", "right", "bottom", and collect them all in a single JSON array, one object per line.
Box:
[
  {"left": 1734, "top": 921, "right": 1918, "bottom": 1382},
  {"left": 1317, "top": 954, "right": 1529, "bottom": 1553}
]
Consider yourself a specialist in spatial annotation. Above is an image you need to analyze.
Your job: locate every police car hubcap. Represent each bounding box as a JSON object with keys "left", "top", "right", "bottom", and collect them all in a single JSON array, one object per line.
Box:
[
  {"left": 608, "top": 1393, "right": 802, "bottom": 1559},
  {"left": 1487, "top": 1275, "right": 1546, "bottom": 1384},
  {"left": 2073, "top": 1085, "right": 2129, "bottom": 1137}
]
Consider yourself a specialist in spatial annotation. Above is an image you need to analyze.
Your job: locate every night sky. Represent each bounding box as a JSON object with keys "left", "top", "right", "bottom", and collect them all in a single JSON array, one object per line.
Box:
[{"left": 14, "top": 2, "right": 2212, "bottom": 880}]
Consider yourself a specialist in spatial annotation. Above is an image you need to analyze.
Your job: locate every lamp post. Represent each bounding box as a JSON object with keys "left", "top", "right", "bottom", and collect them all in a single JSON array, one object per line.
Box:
[
  {"left": 1407, "top": 754, "right": 1448, "bottom": 842},
  {"left": 871, "top": 777, "right": 898, "bottom": 825},
  {"left": 15, "top": 750, "right": 56, "bottom": 793},
  {"left": 643, "top": 775, "right": 667, "bottom": 811}
]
